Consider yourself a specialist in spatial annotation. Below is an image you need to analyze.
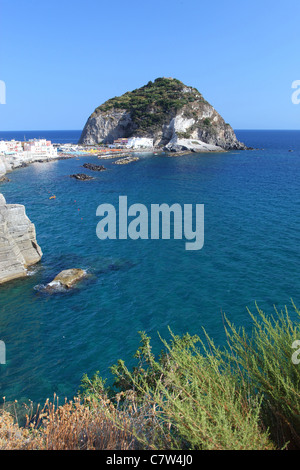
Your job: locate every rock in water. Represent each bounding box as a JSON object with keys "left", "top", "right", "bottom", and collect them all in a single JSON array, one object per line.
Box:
[
  {"left": 0, "top": 193, "right": 42, "bottom": 284},
  {"left": 70, "top": 173, "right": 94, "bottom": 180},
  {"left": 113, "top": 156, "right": 139, "bottom": 165},
  {"left": 79, "top": 77, "right": 246, "bottom": 152},
  {"left": 47, "top": 269, "right": 86, "bottom": 289},
  {"left": 82, "top": 163, "right": 106, "bottom": 171}
]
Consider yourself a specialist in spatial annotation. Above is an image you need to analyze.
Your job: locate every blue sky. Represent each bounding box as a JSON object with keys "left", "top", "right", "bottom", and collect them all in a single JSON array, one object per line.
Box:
[{"left": 0, "top": 0, "right": 299, "bottom": 130}]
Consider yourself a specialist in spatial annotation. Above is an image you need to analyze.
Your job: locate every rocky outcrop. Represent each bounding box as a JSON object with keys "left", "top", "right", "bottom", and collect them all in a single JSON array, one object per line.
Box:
[
  {"left": 79, "top": 77, "right": 246, "bottom": 152},
  {"left": 70, "top": 173, "right": 94, "bottom": 180},
  {"left": 113, "top": 156, "right": 139, "bottom": 165},
  {"left": 5, "top": 153, "right": 57, "bottom": 170},
  {"left": 80, "top": 110, "right": 133, "bottom": 147},
  {"left": 0, "top": 193, "right": 42, "bottom": 284},
  {"left": 46, "top": 269, "right": 86, "bottom": 290},
  {"left": 82, "top": 163, "right": 106, "bottom": 171},
  {"left": 165, "top": 137, "right": 224, "bottom": 153},
  {"left": 0, "top": 155, "right": 11, "bottom": 181},
  {"left": 0, "top": 157, "right": 6, "bottom": 180}
]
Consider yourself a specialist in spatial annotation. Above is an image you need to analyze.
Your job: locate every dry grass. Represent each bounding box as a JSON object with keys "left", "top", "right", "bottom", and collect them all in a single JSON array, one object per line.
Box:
[
  {"left": 0, "top": 391, "right": 172, "bottom": 450},
  {"left": 0, "top": 395, "right": 136, "bottom": 450}
]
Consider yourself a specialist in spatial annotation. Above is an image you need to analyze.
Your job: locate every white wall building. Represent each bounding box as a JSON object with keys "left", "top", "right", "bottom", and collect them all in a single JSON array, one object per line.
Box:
[
  {"left": 126, "top": 137, "right": 153, "bottom": 149},
  {"left": 23, "top": 139, "right": 57, "bottom": 157},
  {"left": 0, "top": 140, "right": 23, "bottom": 154},
  {"left": 0, "top": 139, "right": 57, "bottom": 169}
]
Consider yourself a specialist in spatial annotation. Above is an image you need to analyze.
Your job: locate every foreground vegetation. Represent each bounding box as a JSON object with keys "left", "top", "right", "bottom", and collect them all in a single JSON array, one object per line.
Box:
[{"left": 1, "top": 302, "right": 300, "bottom": 450}]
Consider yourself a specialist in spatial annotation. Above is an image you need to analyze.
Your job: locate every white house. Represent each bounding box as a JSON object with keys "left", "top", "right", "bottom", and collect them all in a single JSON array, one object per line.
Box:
[
  {"left": 0, "top": 140, "right": 23, "bottom": 154},
  {"left": 0, "top": 139, "right": 57, "bottom": 169},
  {"left": 23, "top": 139, "right": 57, "bottom": 157},
  {"left": 126, "top": 137, "right": 153, "bottom": 149}
]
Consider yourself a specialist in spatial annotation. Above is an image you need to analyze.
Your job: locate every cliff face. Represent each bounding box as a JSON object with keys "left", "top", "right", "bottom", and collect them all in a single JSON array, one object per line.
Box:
[
  {"left": 79, "top": 77, "right": 246, "bottom": 152},
  {"left": 0, "top": 194, "right": 42, "bottom": 284},
  {"left": 0, "top": 155, "right": 11, "bottom": 180}
]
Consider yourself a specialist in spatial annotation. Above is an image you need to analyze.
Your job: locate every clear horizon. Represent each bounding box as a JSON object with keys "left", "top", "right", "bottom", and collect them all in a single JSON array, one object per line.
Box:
[{"left": 1, "top": 0, "right": 300, "bottom": 131}]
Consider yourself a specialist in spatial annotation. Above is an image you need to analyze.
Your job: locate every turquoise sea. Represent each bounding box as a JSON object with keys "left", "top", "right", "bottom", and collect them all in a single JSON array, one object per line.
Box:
[{"left": 0, "top": 130, "right": 299, "bottom": 404}]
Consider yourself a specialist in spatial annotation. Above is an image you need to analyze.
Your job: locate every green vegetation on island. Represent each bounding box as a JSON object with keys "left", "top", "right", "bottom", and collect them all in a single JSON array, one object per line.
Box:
[
  {"left": 92, "top": 77, "right": 207, "bottom": 133},
  {"left": 1, "top": 302, "right": 299, "bottom": 450}
]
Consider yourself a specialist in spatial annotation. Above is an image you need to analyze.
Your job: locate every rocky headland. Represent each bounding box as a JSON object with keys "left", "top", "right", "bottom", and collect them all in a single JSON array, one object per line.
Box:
[
  {"left": 79, "top": 77, "right": 246, "bottom": 153},
  {"left": 0, "top": 193, "right": 42, "bottom": 284}
]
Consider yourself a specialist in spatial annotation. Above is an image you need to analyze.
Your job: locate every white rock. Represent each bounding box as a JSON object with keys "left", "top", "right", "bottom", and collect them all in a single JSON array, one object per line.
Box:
[{"left": 0, "top": 194, "right": 42, "bottom": 284}]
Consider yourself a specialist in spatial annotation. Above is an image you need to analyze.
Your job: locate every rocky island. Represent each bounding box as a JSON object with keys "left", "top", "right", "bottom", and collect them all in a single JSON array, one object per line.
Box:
[
  {"left": 0, "top": 193, "right": 42, "bottom": 284},
  {"left": 79, "top": 77, "right": 246, "bottom": 153}
]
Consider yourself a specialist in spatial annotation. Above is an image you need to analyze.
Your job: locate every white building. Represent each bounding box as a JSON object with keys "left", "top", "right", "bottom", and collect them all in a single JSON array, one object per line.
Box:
[
  {"left": 0, "top": 139, "right": 57, "bottom": 169},
  {"left": 0, "top": 140, "right": 23, "bottom": 154},
  {"left": 23, "top": 139, "right": 57, "bottom": 157},
  {"left": 126, "top": 137, "right": 153, "bottom": 149}
]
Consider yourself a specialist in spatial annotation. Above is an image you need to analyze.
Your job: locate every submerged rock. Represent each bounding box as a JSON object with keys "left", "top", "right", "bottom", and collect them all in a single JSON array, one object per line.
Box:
[
  {"left": 82, "top": 163, "right": 106, "bottom": 171},
  {"left": 70, "top": 173, "right": 94, "bottom": 180},
  {"left": 47, "top": 269, "right": 86, "bottom": 290},
  {"left": 113, "top": 156, "right": 139, "bottom": 165},
  {"left": 0, "top": 193, "right": 43, "bottom": 284}
]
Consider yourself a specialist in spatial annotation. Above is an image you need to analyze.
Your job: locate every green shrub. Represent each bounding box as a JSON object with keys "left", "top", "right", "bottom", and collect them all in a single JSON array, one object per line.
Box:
[
  {"left": 222, "top": 301, "right": 300, "bottom": 449},
  {"left": 106, "top": 330, "right": 274, "bottom": 450},
  {"left": 93, "top": 78, "right": 205, "bottom": 135},
  {"left": 81, "top": 302, "right": 300, "bottom": 450},
  {"left": 203, "top": 118, "right": 211, "bottom": 126}
]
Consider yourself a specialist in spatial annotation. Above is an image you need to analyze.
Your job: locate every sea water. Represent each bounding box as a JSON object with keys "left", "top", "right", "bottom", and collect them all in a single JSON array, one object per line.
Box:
[{"left": 0, "top": 130, "right": 299, "bottom": 404}]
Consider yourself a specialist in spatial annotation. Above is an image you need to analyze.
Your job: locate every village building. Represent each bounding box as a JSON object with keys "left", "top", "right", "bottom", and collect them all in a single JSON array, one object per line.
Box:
[{"left": 126, "top": 137, "right": 154, "bottom": 149}]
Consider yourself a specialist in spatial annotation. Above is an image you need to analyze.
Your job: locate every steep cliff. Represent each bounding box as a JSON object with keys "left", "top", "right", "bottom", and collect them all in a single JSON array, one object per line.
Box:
[
  {"left": 79, "top": 77, "right": 246, "bottom": 152},
  {"left": 0, "top": 155, "right": 11, "bottom": 180},
  {"left": 0, "top": 194, "right": 42, "bottom": 284}
]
